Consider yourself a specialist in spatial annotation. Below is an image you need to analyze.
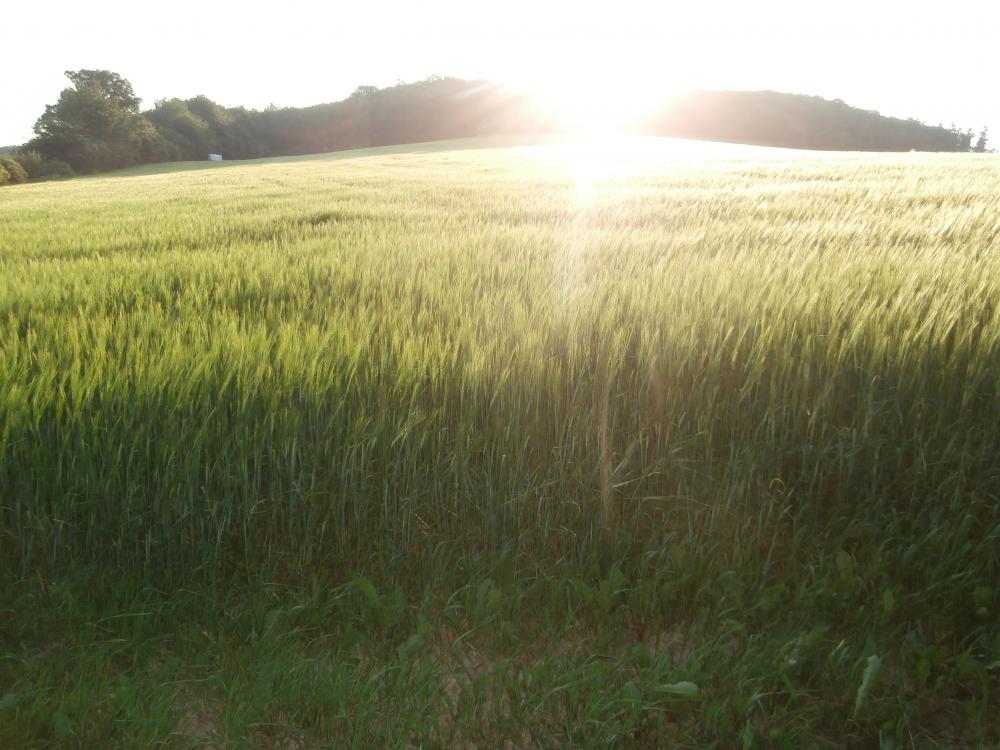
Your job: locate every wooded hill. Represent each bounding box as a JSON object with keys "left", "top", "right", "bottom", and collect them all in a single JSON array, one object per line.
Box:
[
  {"left": 644, "top": 90, "right": 977, "bottom": 152},
  {"left": 3, "top": 71, "right": 986, "bottom": 181}
]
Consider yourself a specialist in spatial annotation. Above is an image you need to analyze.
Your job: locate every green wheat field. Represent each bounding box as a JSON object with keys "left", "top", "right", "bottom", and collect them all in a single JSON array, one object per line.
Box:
[{"left": 1, "top": 137, "right": 999, "bottom": 747}]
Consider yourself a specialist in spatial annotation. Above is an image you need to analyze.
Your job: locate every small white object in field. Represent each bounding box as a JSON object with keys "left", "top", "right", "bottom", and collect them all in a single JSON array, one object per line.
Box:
[{"left": 208, "top": 153, "right": 223, "bottom": 161}]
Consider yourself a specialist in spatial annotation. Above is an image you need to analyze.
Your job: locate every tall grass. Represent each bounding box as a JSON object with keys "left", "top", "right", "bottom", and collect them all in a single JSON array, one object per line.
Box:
[{"left": 1, "top": 138, "right": 998, "bottom": 747}]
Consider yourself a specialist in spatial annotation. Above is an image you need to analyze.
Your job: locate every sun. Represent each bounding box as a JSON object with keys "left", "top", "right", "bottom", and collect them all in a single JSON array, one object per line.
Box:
[
  {"left": 521, "top": 67, "right": 674, "bottom": 202},
  {"left": 530, "top": 67, "right": 664, "bottom": 137},
  {"left": 541, "top": 87, "right": 642, "bottom": 137}
]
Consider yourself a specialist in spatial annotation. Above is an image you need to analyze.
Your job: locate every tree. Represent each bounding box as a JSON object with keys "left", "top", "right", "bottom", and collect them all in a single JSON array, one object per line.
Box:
[
  {"left": 349, "top": 85, "right": 379, "bottom": 99},
  {"left": 29, "top": 69, "right": 162, "bottom": 173},
  {"left": 146, "top": 98, "right": 215, "bottom": 160},
  {"left": 184, "top": 96, "right": 244, "bottom": 157},
  {"left": 974, "top": 127, "right": 989, "bottom": 153},
  {"left": 5, "top": 149, "right": 74, "bottom": 180},
  {"left": 641, "top": 91, "right": 983, "bottom": 152},
  {"left": 0, "top": 155, "right": 28, "bottom": 184},
  {"left": 65, "top": 69, "right": 141, "bottom": 111}
]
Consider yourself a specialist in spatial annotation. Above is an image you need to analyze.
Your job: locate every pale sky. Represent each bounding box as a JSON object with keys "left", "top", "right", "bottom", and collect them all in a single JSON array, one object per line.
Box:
[{"left": 2, "top": 0, "right": 997, "bottom": 147}]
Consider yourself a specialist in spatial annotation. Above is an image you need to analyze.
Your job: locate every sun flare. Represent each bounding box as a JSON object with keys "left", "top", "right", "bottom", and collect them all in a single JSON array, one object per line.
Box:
[{"left": 531, "top": 68, "right": 666, "bottom": 137}]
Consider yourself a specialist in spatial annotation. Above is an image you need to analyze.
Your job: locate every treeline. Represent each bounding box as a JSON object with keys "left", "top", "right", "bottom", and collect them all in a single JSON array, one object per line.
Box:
[
  {"left": 2, "top": 71, "right": 555, "bottom": 181},
  {"left": 642, "top": 90, "right": 987, "bottom": 152},
  {"left": 245, "top": 79, "right": 555, "bottom": 157},
  {"left": 0, "top": 69, "right": 989, "bottom": 183}
]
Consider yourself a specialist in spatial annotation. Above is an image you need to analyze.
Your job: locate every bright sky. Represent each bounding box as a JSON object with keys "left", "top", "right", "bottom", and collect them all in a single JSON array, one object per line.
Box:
[{"left": 2, "top": 0, "right": 997, "bottom": 147}]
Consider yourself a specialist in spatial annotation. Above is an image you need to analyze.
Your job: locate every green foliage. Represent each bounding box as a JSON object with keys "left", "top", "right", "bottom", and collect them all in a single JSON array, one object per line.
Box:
[
  {"left": 249, "top": 77, "right": 550, "bottom": 156},
  {"left": 146, "top": 98, "right": 216, "bottom": 160},
  {"left": 0, "top": 155, "right": 27, "bottom": 184},
  {"left": 0, "top": 141, "right": 998, "bottom": 745},
  {"left": 974, "top": 127, "right": 989, "bottom": 153},
  {"left": 19, "top": 72, "right": 983, "bottom": 180},
  {"left": 10, "top": 148, "right": 43, "bottom": 177},
  {"left": 0, "top": 162, "right": 9, "bottom": 186},
  {"left": 40, "top": 158, "right": 75, "bottom": 178},
  {"left": 644, "top": 90, "right": 979, "bottom": 151},
  {"left": 186, "top": 94, "right": 233, "bottom": 132},
  {"left": 6, "top": 149, "right": 75, "bottom": 180},
  {"left": 853, "top": 654, "right": 882, "bottom": 718},
  {"left": 29, "top": 69, "right": 161, "bottom": 174},
  {"left": 144, "top": 96, "right": 265, "bottom": 161},
  {"left": 65, "top": 68, "right": 142, "bottom": 112}
]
